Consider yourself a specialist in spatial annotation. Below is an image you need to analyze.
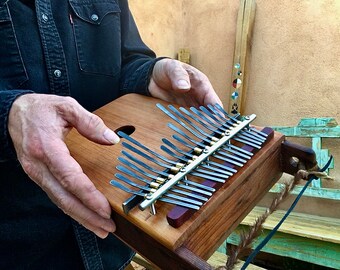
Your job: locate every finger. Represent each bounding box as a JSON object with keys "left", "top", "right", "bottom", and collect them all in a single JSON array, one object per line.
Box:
[
  {"left": 40, "top": 164, "right": 116, "bottom": 238},
  {"left": 154, "top": 59, "right": 191, "bottom": 91},
  {"left": 169, "top": 61, "right": 191, "bottom": 90},
  {"left": 183, "top": 64, "right": 223, "bottom": 106},
  {"left": 44, "top": 138, "right": 113, "bottom": 220},
  {"left": 57, "top": 97, "right": 120, "bottom": 145}
]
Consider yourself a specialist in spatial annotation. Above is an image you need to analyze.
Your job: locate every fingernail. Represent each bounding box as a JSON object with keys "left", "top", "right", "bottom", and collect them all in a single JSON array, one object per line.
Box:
[
  {"left": 177, "top": 79, "right": 190, "bottom": 89},
  {"left": 103, "top": 219, "right": 116, "bottom": 233},
  {"left": 103, "top": 129, "right": 120, "bottom": 144},
  {"left": 99, "top": 208, "right": 111, "bottom": 219}
]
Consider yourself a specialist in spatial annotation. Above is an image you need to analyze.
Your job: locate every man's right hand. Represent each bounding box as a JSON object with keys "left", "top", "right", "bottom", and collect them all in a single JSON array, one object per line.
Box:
[{"left": 8, "top": 93, "right": 119, "bottom": 239}]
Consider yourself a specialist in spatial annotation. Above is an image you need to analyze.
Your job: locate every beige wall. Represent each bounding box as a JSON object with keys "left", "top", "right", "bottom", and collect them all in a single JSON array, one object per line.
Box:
[{"left": 129, "top": 0, "right": 340, "bottom": 184}]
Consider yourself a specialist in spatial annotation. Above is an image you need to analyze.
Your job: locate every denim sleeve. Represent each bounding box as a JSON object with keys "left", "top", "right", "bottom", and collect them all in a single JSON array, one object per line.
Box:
[
  {"left": 118, "top": 0, "right": 165, "bottom": 96},
  {"left": 0, "top": 90, "right": 33, "bottom": 161}
]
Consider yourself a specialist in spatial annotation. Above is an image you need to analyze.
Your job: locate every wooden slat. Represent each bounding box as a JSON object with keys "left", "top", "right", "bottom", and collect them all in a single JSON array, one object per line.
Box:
[
  {"left": 132, "top": 253, "right": 265, "bottom": 270},
  {"left": 241, "top": 206, "right": 340, "bottom": 244},
  {"left": 228, "top": 224, "right": 340, "bottom": 269},
  {"left": 228, "top": 0, "right": 256, "bottom": 115}
]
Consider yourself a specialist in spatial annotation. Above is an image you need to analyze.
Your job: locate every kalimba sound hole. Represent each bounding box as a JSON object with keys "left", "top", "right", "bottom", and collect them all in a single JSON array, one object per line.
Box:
[{"left": 115, "top": 125, "right": 136, "bottom": 137}]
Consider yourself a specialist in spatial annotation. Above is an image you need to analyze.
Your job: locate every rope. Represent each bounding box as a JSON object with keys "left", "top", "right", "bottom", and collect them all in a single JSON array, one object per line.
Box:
[{"left": 240, "top": 157, "right": 333, "bottom": 269}]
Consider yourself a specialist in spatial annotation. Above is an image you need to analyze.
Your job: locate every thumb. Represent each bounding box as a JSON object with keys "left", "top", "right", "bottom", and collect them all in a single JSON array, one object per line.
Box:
[
  {"left": 63, "top": 98, "right": 120, "bottom": 145},
  {"left": 154, "top": 59, "right": 191, "bottom": 91}
]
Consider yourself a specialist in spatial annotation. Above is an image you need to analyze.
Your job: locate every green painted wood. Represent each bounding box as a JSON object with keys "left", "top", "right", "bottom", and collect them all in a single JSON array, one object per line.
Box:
[
  {"left": 271, "top": 117, "right": 340, "bottom": 138},
  {"left": 271, "top": 117, "right": 338, "bottom": 189},
  {"left": 227, "top": 225, "right": 340, "bottom": 269},
  {"left": 270, "top": 183, "right": 340, "bottom": 200},
  {"left": 216, "top": 244, "right": 227, "bottom": 255}
]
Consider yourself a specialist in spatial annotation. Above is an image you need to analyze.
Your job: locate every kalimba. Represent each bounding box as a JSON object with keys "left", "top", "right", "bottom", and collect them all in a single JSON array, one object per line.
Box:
[{"left": 66, "top": 94, "right": 317, "bottom": 270}]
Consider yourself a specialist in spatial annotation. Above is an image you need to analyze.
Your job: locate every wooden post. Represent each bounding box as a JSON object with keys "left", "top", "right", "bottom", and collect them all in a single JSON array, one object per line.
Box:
[{"left": 228, "top": 0, "right": 256, "bottom": 115}]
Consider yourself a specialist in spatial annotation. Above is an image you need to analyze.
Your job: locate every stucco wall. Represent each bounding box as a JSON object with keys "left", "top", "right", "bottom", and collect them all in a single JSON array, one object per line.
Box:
[{"left": 129, "top": 0, "right": 340, "bottom": 186}]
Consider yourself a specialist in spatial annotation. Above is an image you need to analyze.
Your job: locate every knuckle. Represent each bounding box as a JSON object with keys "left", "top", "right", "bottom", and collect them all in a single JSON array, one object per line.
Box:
[
  {"left": 20, "top": 158, "right": 37, "bottom": 178},
  {"left": 57, "top": 195, "right": 74, "bottom": 215},
  {"left": 58, "top": 171, "right": 78, "bottom": 190},
  {"left": 86, "top": 113, "right": 103, "bottom": 130},
  {"left": 25, "top": 140, "right": 44, "bottom": 160}
]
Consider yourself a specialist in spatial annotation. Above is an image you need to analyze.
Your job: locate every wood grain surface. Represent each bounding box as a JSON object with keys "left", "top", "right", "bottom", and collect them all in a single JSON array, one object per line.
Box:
[{"left": 66, "top": 94, "right": 285, "bottom": 269}]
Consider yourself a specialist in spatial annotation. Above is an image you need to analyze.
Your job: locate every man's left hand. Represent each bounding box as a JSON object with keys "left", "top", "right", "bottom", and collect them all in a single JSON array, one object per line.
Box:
[{"left": 149, "top": 59, "right": 222, "bottom": 107}]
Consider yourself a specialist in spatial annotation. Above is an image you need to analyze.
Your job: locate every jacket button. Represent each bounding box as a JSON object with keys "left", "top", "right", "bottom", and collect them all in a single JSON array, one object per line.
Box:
[
  {"left": 90, "top": 14, "right": 99, "bottom": 22},
  {"left": 54, "top": 69, "right": 62, "bottom": 78},
  {"left": 42, "top": 13, "right": 48, "bottom": 22}
]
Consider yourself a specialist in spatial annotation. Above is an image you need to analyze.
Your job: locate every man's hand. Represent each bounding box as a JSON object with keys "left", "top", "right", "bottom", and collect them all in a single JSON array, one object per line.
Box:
[
  {"left": 8, "top": 94, "right": 119, "bottom": 239},
  {"left": 149, "top": 58, "right": 222, "bottom": 107}
]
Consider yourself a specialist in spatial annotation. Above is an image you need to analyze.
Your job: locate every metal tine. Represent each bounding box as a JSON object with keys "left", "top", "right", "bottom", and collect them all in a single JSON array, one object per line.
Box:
[
  {"left": 221, "top": 145, "right": 252, "bottom": 160},
  {"left": 117, "top": 165, "right": 149, "bottom": 184},
  {"left": 123, "top": 142, "right": 237, "bottom": 185},
  {"left": 206, "top": 104, "right": 266, "bottom": 143},
  {"left": 118, "top": 131, "right": 177, "bottom": 165},
  {"left": 115, "top": 173, "right": 153, "bottom": 192},
  {"left": 168, "top": 105, "right": 217, "bottom": 140},
  {"left": 162, "top": 138, "right": 233, "bottom": 176},
  {"left": 179, "top": 107, "right": 225, "bottom": 136},
  {"left": 119, "top": 156, "right": 162, "bottom": 180},
  {"left": 207, "top": 105, "right": 267, "bottom": 145},
  {"left": 122, "top": 141, "right": 175, "bottom": 169},
  {"left": 121, "top": 150, "right": 169, "bottom": 178},
  {"left": 207, "top": 160, "right": 237, "bottom": 173},
  {"left": 110, "top": 179, "right": 145, "bottom": 196},
  {"left": 235, "top": 134, "right": 263, "bottom": 146},
  {"left": 200, "top": 106, "right": 230, "bottom": 126},
  {"left": 213, "top": 103, "right": 241, "bottom": 123},
  {"left": 190, "top": 107, "right": 226, "bottom": 133},
  {"left": 233, "top": 137, "right": 262, "bottom": 149},
  {"left": 193, "top": 168, "right": 229, "bottom": 180},
  {"left": 214, "top": 103, "right": 268, "bottom": 138},
  {"left": 158, "top": 104, "right": 213, "bottom": 145},
  {"left": 173, "top": 106, "right": 253, "bottom": 154},
  {"left": 213, "top": 153, "right": 244, "bottom": 167},
  {"left": 170, "top": 130, "right": 253, "bottom": 161},
  {"left": 159, "top": 144, "right": 228, "bottom": 182},
  {"left": 189, "top": 172, "right": 225, "bottom": 183},
  {"left": 162, "top": 138, "right": 198, "bottom": 159},
  {"left": 160, "top": 145, "right": 190, "bottom": 163},
  {"left": 193, "top": 108, "right": 262, "bottom": 149},
  {"left": 227, "top": 144, "right": 253, "bottom": 157},
  {"left": 169, "top": 123, "right": 246, "bottom": 167},
  {"left": 172, "top": 135, "right": 243, "bottom": 172},
  {"left": 172, "top": 134, "right": 201, "bottom": 150},
  {"left": 199, "top": 106, "right": 260, "bottom": 145},
  {"left": 117, "top": 165, "right": 208, "bottom": 202},
  {"left": 243, "top": 128, "right": 267, "bottom": 141},
  {"left": 118, "top": 157, "right": 214, "bottom": 193},
  {"left": 154, "top": 197, "right": 201, "bottom": 210},
  {"left": 161, "top": 145, "right": 231, "bottom": 179},
  {"left": 190, "top": 107, "right": 259, "bottom": 152},
  {"left": 121, "top": 151, "right": 213, "bottom": 196},
  {"left": 248, "top": 126, "right": 269, "bottom": 139},
  {"left": 116, "top": 174, "right": 204, "bottom": 206},
  {"left": 207, "top": 104, "right": 227, "bottom": 120},
  {"left": 110, "top": 180, "right": 200, "bottom": 210},
  {"left": 168, "top": 123, "right": 207, "bottom": 148},
  {"left": 215, "top": 150, "right": 247, "bottom": 164},
  {"left": 238, "top": 130, "right": 266, "bottom": 143}
]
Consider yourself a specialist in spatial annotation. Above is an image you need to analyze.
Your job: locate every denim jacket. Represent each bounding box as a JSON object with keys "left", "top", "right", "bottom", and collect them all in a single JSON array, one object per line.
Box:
[{"left": 0, "top": 0, "right": 159, "bottom": 269}]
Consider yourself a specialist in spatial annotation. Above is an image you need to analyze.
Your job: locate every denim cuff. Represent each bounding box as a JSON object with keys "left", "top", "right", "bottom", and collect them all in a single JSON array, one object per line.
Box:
[
  {"left": 0, "top": 90, "right": 33, "bottom": 161},
  {"left": 120, "top": 56, "right": 168, "bottom": 96}
]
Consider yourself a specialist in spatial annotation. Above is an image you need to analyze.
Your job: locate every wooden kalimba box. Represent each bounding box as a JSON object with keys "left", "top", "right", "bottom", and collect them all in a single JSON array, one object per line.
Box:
[{"left": 66, "top": 94, "right": 317, "bottom": 269}]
